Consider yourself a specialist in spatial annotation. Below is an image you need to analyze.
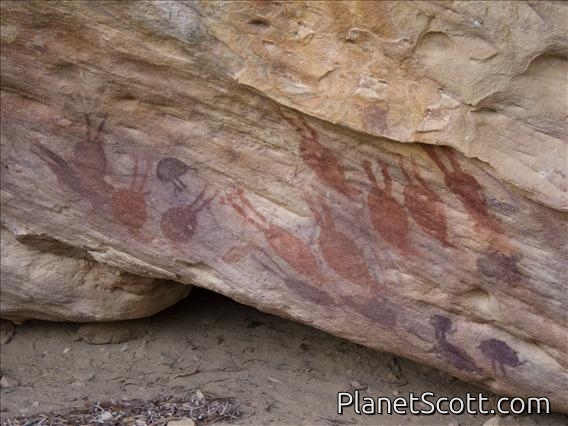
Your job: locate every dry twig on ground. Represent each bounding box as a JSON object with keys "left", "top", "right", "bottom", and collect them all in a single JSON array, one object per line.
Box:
[{"left": 1, "top": 390, "right": 242, "bottom": 426}]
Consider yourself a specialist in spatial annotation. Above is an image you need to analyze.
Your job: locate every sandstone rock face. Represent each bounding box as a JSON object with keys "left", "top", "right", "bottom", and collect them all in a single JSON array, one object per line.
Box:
[
  {"left": 203, "top": 1, "right": 567, "bottom": 212},
  {"left": 0, "top": 228, "right": 191, "bottom": 322},
  {"left": 1, "top": 1, "right": 566, "bottom": 412}
]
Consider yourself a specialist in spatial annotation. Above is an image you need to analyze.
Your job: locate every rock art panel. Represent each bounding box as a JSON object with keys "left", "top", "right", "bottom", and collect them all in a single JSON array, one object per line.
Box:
[
  {"left": 306, "top": 194, "right": 379, "bottom": 293},
  {"left": 431, "top": 339, "right": 483, "bottom": 375},
  {"left": 110, "top": 157, "right": 150, "bottom": 236},
  {"left": 201, "top": 0, "right": 568, "bottom": 211},
  {"left": 344, "top": 295, "right": 398, "bottom": 329},
  {"left": 362, "top": 160, "right": 414, "bottom": 255},
  {"left": 32, "top": 143, "right": 102, "bottom": 205},
  {"left": 31, "top": 113, "right": 111, "bottom": 204},
  {"left": 73, "top": 113, "right": 108, "bottom": 182},
  {"left": 31, "top": 113, "right": 152, "bottom": 237},
  {"left": 479, "top": 338, "right": 526, "bottom": 377},
  {"left": 160, "top": 188, "right": 216, "bottom": 243},
  {"left": 429, "top": 314, "right": 454, "bottom": 341},
  {"left": 424, "top": 146, "right": 497, "bottom": 232},
  {"left": 156, "top": 157, "right": 197, "bottom": 194},
  {"left": 429, "top": 315, "right": 482, "bottom": 375},
  {"left": 254, "top": 254, "right": 336, "bottom": 307},
  {"left": 399, "top": 158, "right": 452, "bottom": 247},
  {"left": 476, "top": 250, "right": 525, "bottom": 285},
  {"left": 221, "top": 188, "right": 323, "bottom": 282},
  {"left": 279, "top": 109, "right": 361, "bottom": 199},
  {"left": 1, "top": 0, "right": 567, "bottom": 414}
]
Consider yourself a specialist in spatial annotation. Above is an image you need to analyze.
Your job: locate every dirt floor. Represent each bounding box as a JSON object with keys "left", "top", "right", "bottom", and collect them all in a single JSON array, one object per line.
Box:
[{"left": 1, "top": 289, "right": 566, "bottom": 425}]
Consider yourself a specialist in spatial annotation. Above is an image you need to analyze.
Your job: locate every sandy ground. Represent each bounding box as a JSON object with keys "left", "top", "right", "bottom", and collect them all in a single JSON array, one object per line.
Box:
[{"left": 1, "top": 289, "right": 566, "bottom": 425}]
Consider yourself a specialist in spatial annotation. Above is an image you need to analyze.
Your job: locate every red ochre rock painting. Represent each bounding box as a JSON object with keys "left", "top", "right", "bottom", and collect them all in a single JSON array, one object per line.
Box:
[
  {"left": 73, "top": 116, "right": 115, "bottom": 197},
  {"left": 343, "top": 294, "right": 398, "bottom": 328},
  {"left": 33, "top": 113, "right": 114, "bottom": 208},
  {"left": 110, "top": 157, "right": 150, "bottom": 236},
  {"left": 278, "top": 109, "right": 360, "bottom": 199},
  {"left": 399, "top": 158, "right": 452, "bottom": 247},
  {"left": 424, "top": 146, "right": 499, "bottom": 232},
  {"left": 222, "top": 243, "right": 255, "bottom": 264},
  {"left": 362, "top": 159, "right": 415, "bottom": 255},
  {"left": 220, "top": 188, "right": 322, "bottom": 281},
  {"left": 160, "top": 187, "right": 216, "bottom": 243},
  {"left": 254, "top": 254, "right": 336, "bottom": 307},
  {"left": 73, "top": 113, "right": 108, "bottom": 181},
  {"left": 32, "top": 114, "right": 153, "bottom": 236},
  {"left": 32, "top": 143, "right": 101, "bottom": 204},
  {"left": 306, "top": 194, "right": 380, "bottom": 293}
]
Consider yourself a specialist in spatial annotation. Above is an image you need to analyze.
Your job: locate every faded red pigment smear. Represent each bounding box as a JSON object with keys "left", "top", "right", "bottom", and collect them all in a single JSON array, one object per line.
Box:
[
  {"left": 33, "top": 113, "right": 154, "bottom": 238},
  {"left": 33, "top": 113, "right": 114, "bottom": 208},
  {"left": 431, "top": 339, "right": 483, "bottom": 375},
  {"left": 220, "top": 188, "right": 322, "bottom": 280},
  {"left": 73, "top": 113, "right": 108, "bottom": 181},
  {"left": 424, "top": 146, "right": 499, "bottom": 232},
  {"left": 111, "top": 157, "right": 150, "bottom": 235},
  {"left": 306, "top": 194, "right": 379, "bottom": 292},
  {"left": 32, "top": 143, "right": 101, "bottom": 203},
  {"left": 344, "top": 295, "right": 398, "bottom": 328},
  {"left": 278, "top": 109, "right": 360, "bottom": 199},
  {"left": 254, "top": 254, "right": 336, "bottom": 307},
  {"left": 360, "top": 104, "right": 389, "bottom": 134},
  {"left": 362, "top": 159, "right": 415, "bottom": 255},
  {"left": 160, "top": 187, "right": 216, "bottom": 243},
  {"left": 476, "top": 250, "right": 524, "bottom": 285},
  {"left": 71, "top": 113, "right": 115, "bottom": 198},
  {"left": 399, "top": 158, "right": 452, "bottom": 247},
  {"left": 479, "top": 338, "right": 526, "bottom": 377},
  {"left": 222, "top": 243, "right": 255, "bottom": 264}
]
